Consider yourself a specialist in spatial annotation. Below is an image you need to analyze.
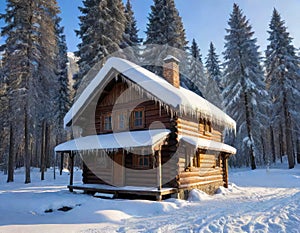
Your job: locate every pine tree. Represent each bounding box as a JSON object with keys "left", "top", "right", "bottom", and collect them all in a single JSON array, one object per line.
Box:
[
  {"left": 54, "top": 22, "right": 70, "bottom": 143},
  {"left": 188, "top": 39, "right": 205, "bottom": 97},
  {"left": 0, "top": 59, "right": 10, "bottom": 177},
  {"left": 265, "top": 9, "right": 300, "bottom": 169},
  {"left": 205, "top": 42, "right": 223, "bottom": 109},
  {"left": 74, "top": 0, "right": 126, "bottom": 94},
  {"left": 145, "top": 0, "right": 187, "bottom": 48},
  {"left": 222, "top": 4, "right": 267, "bottom": 169},
  {"left": 205, "top": 42, "right": 222, "bottom": 89},
  {"left": 0, "top": 0, "right": 61, "bottom": 182},
  {"left": 120, "top": 0, "right": 142, "bottom": 63},
  {"left": 144, "top": 0, "right": 188, "bottom": 75},
  {"left": 1, "top": 0, "right": 40, "bottom": 183},
  {"left": 122, "top": 0, "right": 141, "bottom": 48}
]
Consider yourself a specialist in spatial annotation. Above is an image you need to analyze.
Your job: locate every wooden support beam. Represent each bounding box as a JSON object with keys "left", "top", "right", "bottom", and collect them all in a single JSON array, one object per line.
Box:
[
  {"left": 60, "top": 152, "right": 64, "bottom": 176},
  {"left": 221, "top": 153, "right": 229, "bottom": 188},
  {"left": 69, "top": 151, "right": 75, "bottom": 192},
  {"left": 156, "top": 150, "right": 162, "bottom": 201}
]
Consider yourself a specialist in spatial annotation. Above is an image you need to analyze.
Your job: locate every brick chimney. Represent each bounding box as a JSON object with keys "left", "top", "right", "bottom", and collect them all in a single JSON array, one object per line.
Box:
[{"left": 163, "top": 55, "right": 180, "bottom": 88}]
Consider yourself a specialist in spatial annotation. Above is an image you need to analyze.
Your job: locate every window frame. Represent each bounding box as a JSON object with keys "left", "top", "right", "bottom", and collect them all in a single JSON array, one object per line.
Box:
[
  {"left": 114, "top": 110, "right": 128, "bottom": 131},
  {"left": 131, "top": 107, "right": 145, "bottom": 129},
  {"left": 103, "top": 113, "right": 112, "bottom": 132},
  {"left": 131, "top": 149, "right": 152, "bottom": 169},
  {"left": 200, "top": 118, "right": 212, "bottom": 136}
]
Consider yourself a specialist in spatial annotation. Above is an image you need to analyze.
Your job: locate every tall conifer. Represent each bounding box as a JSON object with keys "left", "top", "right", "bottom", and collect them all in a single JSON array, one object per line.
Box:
[
  {"left": 205, "top": 42, "right": 223, "bottom": 109},
  {"left": 0, "top": 0, "right": 62, "bottom": 182},
  {"left": 188, "top": 39, "right": 205, "bottom": 97},
  {"left": 222, "top": 4, "right": 267, "bottom": 169},
  {"left": 265, "top": 9, "right": 300, "bottom": 168},
  {"left": 144, "top": 0, "right": 188, "bottom": 76},
  {"left": 74, "top": 0, "right": 126, "bottom": 93}
]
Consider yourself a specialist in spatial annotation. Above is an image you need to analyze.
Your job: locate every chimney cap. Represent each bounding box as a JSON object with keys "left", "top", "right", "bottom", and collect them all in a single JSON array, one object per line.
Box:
[{"left": 163, "top": 55, "right": 180, "bottom": 64}]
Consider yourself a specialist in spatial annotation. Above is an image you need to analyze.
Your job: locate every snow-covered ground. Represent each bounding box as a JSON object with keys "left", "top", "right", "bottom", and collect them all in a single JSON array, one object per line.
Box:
[{"left": 0, "top": 164, "right": 299, "bottom": 233}]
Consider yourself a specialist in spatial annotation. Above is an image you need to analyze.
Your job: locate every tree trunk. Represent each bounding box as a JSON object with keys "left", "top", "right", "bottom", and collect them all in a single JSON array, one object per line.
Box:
[
  {"left": 7, "top": 124, "right": 14, "bottom": 182},
  {"left": 45, "top": 123, "right": 49, "bottom": 169},
  {"left": 24, "top": 108, "right": 31, "bottom": 184},
  {"left": 40, "top": 120, "right": 46, "bottom": 180},
  {"left": 279, "top": 127, "right": 283, "bottom": 163},
  {"left": 261, "top": 134, "right": 266, "bottom": 165},
  {"left": 297, "top": 138, "right": 300, "bottom": 164},
  {"left": 270, "top": 125, "right": 276, "bottom": 163},
  {"left": 244, "top": 92, "right": 256, "bottom": 170},
  {"left": 283, "top": 96, "right": 294, "bottom": 169}
]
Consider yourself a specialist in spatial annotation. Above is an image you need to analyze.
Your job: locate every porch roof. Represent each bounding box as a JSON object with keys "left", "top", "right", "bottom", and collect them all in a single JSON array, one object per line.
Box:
[
  {"left": 179, "top": 135, "right": 237, "bottom": 154},
  {"left": 55, "top": 129, "right": 170, "bottom": 152}
]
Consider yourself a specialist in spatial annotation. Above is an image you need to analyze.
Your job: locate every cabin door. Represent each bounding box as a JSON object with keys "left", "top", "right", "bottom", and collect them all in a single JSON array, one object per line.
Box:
[{"left": 113, "top": 151, "right": 124, "bottom": 186}]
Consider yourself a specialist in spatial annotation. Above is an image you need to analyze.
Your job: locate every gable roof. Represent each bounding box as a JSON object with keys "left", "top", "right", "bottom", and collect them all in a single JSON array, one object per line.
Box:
[{"left": 64, "top": 57, "right": 236, "bottom": 130}]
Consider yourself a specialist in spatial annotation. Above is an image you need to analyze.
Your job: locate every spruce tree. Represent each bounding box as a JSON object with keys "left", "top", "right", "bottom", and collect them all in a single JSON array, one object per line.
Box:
[
  {"left": 0, "top": 0, "right": 61, "bottom": 182},
  {"left": 74, "top": 0, "right": 126, "bottom": 94},
  {"left": 121, "top": 0, "right": 142, "bottom": 62},
  {"left": 122, "top": 0, "right": 141, "bottom": 48},
  {"left": 205, "top": 42, "right": 223, "bottom": 109},
  {"left": 54, "top": 22, "right": 70, "bottom": 142},
  {"left": 222, "top": 4, "right": 267, "bottom": 169},
  {"left": 206, "top": 42, "right": 222, "bottom": 89},
  {"left": 265, "top": 9, "right": 300, "bottom": 169},
  {"left": 145, "top": 0, "right": 187, "bottom": 48},
  {"left": 188, "top": 39, "right": 205, "bottom": 97},
  {"left": 1, "top": 0, "right": 40, "bottom": 183},
  {"left": 144, "top": 0, "right": 188, "bottom": 75},
  {"left": 0, "top": 61, "right": 10, "bottom": 177}
]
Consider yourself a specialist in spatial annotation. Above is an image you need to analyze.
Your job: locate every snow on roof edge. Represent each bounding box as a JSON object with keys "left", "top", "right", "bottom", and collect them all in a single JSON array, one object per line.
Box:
[{"left": 179, "top": 135, "right": 237, "bottom": 154}]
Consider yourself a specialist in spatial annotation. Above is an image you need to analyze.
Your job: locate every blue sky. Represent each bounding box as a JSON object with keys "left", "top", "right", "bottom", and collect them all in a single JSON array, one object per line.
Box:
[{"left": 0, "top": 0, "right": 299, "bottom": 58}]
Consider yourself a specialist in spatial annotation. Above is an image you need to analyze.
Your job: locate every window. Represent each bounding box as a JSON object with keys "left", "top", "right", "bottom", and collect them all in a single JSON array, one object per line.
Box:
[
  {"left": 118, "top": 112, "right": 126, "bottom": 130},
  {"left": 104, "top": 114, "right": 112, "bottom": 131},
  {"left": 132, "top": 109, "right": 144, "bottom": 128},
  {"left": 138, "top": 155, "right": 150, "bottom": 167},
  {"left": 205, "top": 121, "right": 212, "bottom": 133},
  {"left": 200, "top": 119, "right": 212, "bottom": 135},
  {"left": 133, "top": 154, "right": 150, "bottom": 169},
  {"left": 131, "top": 149, "right": 152, "bottom": 169},
  {"left": 119, "top": 113, "right": 125, "bottom": 129}
]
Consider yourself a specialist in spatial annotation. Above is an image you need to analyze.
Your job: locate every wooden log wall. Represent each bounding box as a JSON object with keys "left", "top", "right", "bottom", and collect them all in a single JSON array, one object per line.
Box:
[
  {"left": 82, "top": 162, "right": 112, "bottom": 185},
  {"left": 94, "top": 101, "right": 171, "bottom": 135},
  {"left": 125, "top": 169, "right": 156, "bottom": 187},
  {"left": 175, "top": 151, "right": 226, "bottom": 194},
  {"left": 177, "top": 118, "right": 223, "bottom": 142}
]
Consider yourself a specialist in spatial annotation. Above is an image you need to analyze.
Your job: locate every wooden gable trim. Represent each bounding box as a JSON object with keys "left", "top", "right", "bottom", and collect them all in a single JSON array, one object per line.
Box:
[{"left": 70, "top": 69, "right": 117, "bottom": 127}]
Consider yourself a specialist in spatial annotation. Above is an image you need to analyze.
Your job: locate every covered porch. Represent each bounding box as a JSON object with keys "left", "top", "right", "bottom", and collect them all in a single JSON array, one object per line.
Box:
[{"left": 54, "top": 129, "right": 171, "bottom": 201}]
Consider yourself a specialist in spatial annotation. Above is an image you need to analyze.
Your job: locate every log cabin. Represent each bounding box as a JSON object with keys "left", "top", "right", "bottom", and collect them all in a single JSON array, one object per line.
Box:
[{"left": 55, "top": 56, "right": 236, "bottom": 200}]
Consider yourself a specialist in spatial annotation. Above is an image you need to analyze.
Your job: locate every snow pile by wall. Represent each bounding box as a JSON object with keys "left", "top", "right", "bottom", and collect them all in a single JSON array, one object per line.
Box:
[{"left": 188, "top": 189, "right": 212, "bottom": 202}]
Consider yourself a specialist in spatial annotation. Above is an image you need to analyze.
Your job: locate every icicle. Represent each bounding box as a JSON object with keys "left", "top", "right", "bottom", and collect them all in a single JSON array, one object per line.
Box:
[{"left": 159, "top": 101, "right": 162, "bottom": 116}]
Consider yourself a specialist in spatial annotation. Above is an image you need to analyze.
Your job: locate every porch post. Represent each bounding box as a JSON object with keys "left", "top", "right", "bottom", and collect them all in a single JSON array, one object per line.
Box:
[
  {"left": 222, "top": 153, "right": 229, "bottom": 188},
  {"left": 156, "top": 150, "right": 162, "bottom": 201},
  {"left": 69, "top": 151, "right": 75, "bottom": 192},
  {"left": 60, "top": 152, "right": 64, "bottom": 175}
]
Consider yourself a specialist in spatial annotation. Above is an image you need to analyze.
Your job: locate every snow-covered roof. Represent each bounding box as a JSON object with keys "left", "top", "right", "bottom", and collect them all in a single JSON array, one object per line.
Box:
[
  {"left": 163, "top": 55, "right": 180, "bottom": 63},
  {"left": 55, "top": 129, "right": 170, "bottom": 152},
  {"left": 64, "top": 57, "right": 236, "bottom": 130},
  {"left": 179, "top": 135, "right": 236, "bottom": 154}
]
